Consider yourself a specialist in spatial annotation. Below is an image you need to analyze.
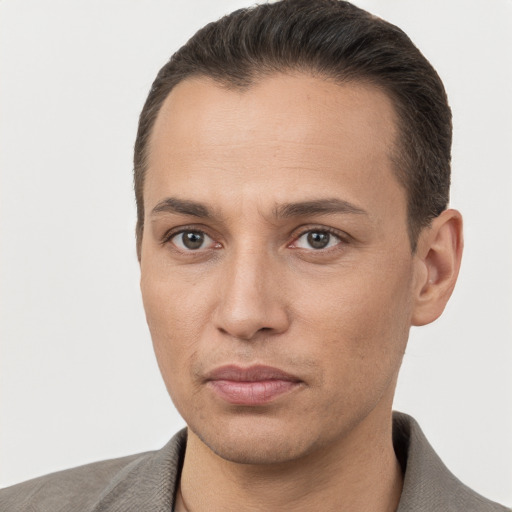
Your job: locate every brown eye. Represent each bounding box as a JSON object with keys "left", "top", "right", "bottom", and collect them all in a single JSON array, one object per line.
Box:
[
  {"left": 307, "top": 232, "right": 330, "bottom": 249},
  {"left": 293, "top": 230, "right": 341, "bottom": 250},
  {"left": 183, "top": 232, "right": 204, "bottom": 249},
  {"left": 171, "top": 231, "right": 211, "bottom": 251}
]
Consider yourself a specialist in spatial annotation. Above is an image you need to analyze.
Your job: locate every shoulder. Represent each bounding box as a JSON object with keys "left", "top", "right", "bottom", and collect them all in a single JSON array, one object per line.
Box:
[
  {"left": 0, "top": 451, "right": 152, "bottom": 512},
  {"left": 394, "top": 412, "right": 510, "bottom": 512},
  {"left": 0, "top": 428, "right": 187, "bottom": 512}
]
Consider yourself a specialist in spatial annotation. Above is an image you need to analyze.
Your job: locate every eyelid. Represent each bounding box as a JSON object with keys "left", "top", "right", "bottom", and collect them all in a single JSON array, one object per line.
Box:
[
  {"left": 162, "top": 224, "right": 207, "bottom": 242},
  {"left": 160, "top": 224, "right": 350, "bottom": 252},
  {"left": 161, "top": 225, "right": 222, "bottom": 249},
  {"left": 289, "top": 225, "right": 350, "bottom": 247}
]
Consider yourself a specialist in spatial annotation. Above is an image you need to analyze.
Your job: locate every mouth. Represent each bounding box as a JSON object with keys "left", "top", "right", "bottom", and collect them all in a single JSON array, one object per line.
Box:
[{"left": 205, "top": 365, "right": 303, "bottom": 406}]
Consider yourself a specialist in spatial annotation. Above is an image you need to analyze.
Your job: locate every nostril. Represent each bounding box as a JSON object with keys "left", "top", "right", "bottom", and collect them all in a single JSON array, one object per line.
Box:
[{"left": 216, "top": 324, "right": 276, "bottom": 341}]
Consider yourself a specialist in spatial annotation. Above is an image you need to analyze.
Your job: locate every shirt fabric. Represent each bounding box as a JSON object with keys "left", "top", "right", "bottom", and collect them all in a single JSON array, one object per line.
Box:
[{"left": 0, "top": 412, "right": 509, "bottom": 511}]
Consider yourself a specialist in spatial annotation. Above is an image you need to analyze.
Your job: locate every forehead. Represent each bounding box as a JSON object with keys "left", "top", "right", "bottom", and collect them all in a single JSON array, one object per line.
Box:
[
  {"left": 145, "top": 73, "right": 403, "bottom": 218},
  {"left": 150, "top": 72, "right": 398, "bottom": 156}
]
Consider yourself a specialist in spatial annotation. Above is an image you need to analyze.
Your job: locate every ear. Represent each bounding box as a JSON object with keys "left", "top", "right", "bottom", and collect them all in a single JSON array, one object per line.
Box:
[{"left": 411, "top": 209, "right": 464, "bottom": 326}]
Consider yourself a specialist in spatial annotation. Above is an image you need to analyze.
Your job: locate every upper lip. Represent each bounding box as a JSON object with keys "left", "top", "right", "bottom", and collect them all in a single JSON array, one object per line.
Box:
[{"left": 205, "top": 365, "right": 301, "bottom": 382}]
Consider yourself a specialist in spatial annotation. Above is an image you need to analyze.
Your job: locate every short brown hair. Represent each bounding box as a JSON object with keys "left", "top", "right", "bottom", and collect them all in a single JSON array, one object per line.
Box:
[{"left": 134, "top": 0, "right": 452, "bottom": 257}]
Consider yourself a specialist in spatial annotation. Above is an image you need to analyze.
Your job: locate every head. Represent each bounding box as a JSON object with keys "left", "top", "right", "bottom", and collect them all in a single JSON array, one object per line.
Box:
[
  {"left": 135, "top": 0, "right": 453, "bottom": 259},
  {"left": 136, "top": 0, "right": 462, "bottom": 465}
]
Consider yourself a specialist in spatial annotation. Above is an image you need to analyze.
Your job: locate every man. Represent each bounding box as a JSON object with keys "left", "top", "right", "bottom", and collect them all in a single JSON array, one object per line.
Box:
[{"left": 0, "top": 0, "right": 509, "bottom": 511}]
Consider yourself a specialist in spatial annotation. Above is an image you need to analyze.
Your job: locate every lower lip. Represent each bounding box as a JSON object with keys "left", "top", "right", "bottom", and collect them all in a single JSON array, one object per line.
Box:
[{"left": 208, "top": 379, "right": 300, "bottom": 405}]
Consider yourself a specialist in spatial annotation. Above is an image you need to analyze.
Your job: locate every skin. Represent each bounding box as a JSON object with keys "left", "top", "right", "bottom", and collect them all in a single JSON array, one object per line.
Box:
[{"left": 139, "top": 73, "right": 463, "bottom": 512}]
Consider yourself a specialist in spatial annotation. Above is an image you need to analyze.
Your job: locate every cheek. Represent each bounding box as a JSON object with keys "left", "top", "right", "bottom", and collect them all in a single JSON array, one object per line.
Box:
[
  {"left": 140, "top": 265, "right": 211, "bottom": 393},
  {"left": 293, "top": 260, "right": 413, "bottom": 387}
]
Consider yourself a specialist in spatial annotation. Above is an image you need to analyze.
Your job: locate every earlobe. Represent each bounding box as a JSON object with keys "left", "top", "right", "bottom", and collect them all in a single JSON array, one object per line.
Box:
[{"left": 411, "top": 209, "right": 464, "bottom": 326}]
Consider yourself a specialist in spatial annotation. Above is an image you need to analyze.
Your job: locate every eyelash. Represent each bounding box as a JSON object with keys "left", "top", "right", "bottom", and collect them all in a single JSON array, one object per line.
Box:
[
  {"left": 161, "top": 226, "right": 218, "bottom": 248},
  {"left": 289, "top": 226, "right": 347, "bottom": 250},
  {"left": 161, "top": 225, "right": 349, "bottom": 252}
]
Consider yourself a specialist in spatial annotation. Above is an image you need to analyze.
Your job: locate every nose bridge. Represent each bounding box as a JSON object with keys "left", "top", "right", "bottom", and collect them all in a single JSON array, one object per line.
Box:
[
  {"left": 214, "top": 241, "right": 288, "bottom": 339},
  {"left": 233, "top": 243, "right": 269, "bottom": 294}
]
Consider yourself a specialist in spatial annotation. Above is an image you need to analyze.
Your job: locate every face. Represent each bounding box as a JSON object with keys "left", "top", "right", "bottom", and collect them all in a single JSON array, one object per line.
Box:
[{"left": 140, "top": 74, "right": 419, "bottom": 464}]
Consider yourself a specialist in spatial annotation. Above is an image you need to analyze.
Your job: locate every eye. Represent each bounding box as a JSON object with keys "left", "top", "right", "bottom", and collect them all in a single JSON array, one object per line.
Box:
[
  {"left": 293, "top": 230, "right": 342, "bottom": 250},
  {"left": 170, "top": 230, "right": 217, "bottom": 251}
]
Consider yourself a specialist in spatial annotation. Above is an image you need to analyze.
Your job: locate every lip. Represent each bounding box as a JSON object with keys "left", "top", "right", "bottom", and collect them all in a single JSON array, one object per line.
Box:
[{"left": 205, "top": 365, "right": 302, "bottom": 406}]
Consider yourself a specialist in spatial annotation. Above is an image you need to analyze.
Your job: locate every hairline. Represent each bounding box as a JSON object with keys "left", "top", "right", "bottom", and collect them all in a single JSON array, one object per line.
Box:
[{"left": 135, "top": 69, "right": 424, "bottom": 259}]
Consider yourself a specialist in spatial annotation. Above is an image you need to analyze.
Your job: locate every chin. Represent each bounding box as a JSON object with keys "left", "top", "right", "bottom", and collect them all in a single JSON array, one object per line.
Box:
[
  {"left": 189, "top": 416, "right": 317, "bottom": 465},
  {"left": 200, "top": 433, "right": 310, "bottom": 465}
]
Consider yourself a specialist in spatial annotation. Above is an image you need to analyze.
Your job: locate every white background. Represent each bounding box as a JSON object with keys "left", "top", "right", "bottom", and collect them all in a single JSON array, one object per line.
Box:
[{"left": 1, "top": 0, "right": 511, "bottom": 505}]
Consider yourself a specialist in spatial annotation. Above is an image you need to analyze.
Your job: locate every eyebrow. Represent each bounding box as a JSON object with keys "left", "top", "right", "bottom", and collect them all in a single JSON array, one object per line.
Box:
[
  {"left": 150, "top": 196, "right": 367, "bottom": 221},
  {"left": 151, "top": 197, "right": 213, "bottom": 218},
  {"left": 274, "top": 198, "right": 367, "bottom": 218}
]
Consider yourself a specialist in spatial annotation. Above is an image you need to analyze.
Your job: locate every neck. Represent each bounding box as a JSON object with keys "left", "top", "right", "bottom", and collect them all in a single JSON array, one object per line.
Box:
[{"left": 177, "top": 407, "right": 403, "bottom": 512}]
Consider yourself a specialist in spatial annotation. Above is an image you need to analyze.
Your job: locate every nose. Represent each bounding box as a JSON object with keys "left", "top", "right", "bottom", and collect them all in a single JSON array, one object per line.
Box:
[{"left": 213, "top": 248, "right": 290, "bottom": 341}]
